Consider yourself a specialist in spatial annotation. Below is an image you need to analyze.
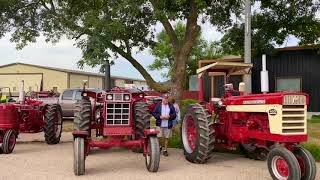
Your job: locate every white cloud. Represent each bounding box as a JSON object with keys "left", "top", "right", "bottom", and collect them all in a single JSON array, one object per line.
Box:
[{"left": 0, "top": 34, "right": 165, "bottom": 81}]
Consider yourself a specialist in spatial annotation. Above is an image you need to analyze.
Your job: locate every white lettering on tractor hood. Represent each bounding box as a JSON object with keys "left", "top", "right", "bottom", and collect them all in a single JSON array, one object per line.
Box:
[{"left": 243, "top": 100, "right": 266, "bottom": 105}]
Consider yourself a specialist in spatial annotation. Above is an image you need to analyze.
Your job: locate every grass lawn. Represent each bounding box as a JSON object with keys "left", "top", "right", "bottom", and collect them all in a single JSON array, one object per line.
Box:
[{"left": 301, "top": 118, "right": 320, "bottom": 161}]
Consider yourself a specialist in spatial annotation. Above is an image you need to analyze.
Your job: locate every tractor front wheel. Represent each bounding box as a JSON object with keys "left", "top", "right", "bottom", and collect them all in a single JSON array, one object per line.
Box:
[
  {"left": 74, "top": 137, "right": 86, "bottom": 176},
  {"left": 74, "top": 99, "right": 91, "bottom": 132},
  {"left": 181, "top": 104, "right": 214, "bottom": 164},
  {"left": 44, "top": 104, "right": 63, "bottom": 144},
  {"left": 132, "top": 101, "right": 151, "bottom": 153},
  {"left": 268, "top": 147, "right": 301, "bottom": 180},
  {"left": 294, "top": 147, "right": 317, "bottom": 180},
  {"left": 2, "top": 129, "right": 16, "bottom": 154},
  {"left": 145, "top": 136, "right": 160, "bottom": 172}
]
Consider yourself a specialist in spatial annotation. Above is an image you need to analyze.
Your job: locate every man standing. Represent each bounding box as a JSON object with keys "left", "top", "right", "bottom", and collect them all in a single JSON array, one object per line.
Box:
[{"left": 152, "top": 94, "right": 176, "bottom": 156}]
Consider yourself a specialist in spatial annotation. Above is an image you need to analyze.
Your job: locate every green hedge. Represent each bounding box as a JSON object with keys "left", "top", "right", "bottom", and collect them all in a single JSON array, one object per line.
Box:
[{"left": 180, "top": 99, "right": 198, "bottom": 117}]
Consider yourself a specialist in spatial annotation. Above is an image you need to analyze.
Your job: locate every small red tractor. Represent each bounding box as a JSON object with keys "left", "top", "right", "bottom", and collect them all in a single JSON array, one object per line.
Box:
[
  {"left": 181, "top": 62, "right": 317, "bottom": 180},
  {"left": 72, "top": 86, "right": 160, "bottom": 176},
  {"left": 0, "top": 81, "right": 63, "bottom": 154}
]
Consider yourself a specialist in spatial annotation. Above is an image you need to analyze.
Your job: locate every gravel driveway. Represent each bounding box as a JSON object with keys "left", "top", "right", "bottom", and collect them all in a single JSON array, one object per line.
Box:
[{"left": 0, "top": 133, "right": 319, "bottom": 180}]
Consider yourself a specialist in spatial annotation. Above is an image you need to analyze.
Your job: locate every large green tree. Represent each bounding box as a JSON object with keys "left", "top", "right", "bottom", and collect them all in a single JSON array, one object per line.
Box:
[
  {"left": 0, "top": 0, "right": 319, "bottom": 100},
  {"left": 220, "top": 1, "right": 320, "bottom": 56},
  {"left": 149, "top": 21, "right": 222, "bottom": 80}
]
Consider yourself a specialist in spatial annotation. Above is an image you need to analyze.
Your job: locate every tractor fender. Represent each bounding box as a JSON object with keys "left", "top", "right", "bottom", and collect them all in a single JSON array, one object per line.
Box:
[
  {"left": 144, "top": 129, "right": 159, "bottom": 137},
  {"left": 72, "top": 130, "right": 89, "bottom": 138}
]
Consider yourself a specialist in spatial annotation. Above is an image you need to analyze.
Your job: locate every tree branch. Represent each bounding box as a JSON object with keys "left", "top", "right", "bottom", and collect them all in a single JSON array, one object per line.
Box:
[
  {"left": 38, "top": 3, "right": 167, "bottom": 92},
  {"left": 49, "top": 0, "right": 56, "bottom": 12},
  {"left": 150, "top": 0, "right": 179, "bottom": 48},
  {"left": 124, "top": 39, "right": 131, "bottom": 53},
  {"left": 182, "top": 0, "right": 200, "bottom": 54},
  {"left": 108, "top": 42, "right": 169, "bottom": 92}
]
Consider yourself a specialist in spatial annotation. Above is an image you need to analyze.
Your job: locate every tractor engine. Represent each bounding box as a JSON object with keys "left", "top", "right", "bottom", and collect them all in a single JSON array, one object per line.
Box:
[{"left": 224, "top": 93, "right": 308, "bottom": 136}]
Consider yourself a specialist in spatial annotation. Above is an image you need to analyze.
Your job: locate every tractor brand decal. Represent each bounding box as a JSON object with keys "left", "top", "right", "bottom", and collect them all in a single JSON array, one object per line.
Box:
[
  {"left": 243, "top": 100, "right": 266, "bottom": 105},
  {"left": 269, "top": 109, "right": 277, "bottom": 116}
]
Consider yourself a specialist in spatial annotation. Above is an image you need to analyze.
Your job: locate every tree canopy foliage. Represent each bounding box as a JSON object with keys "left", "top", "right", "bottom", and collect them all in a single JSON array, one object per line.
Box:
[
  {"left": 220, "top": 1, "right": 320, "bottom": 56},
  {"left": 0, "top": 0, "right": 319, "bottom": 99},
  {"left": 149, "top": 22, "right": 222, "bottom": 79}
]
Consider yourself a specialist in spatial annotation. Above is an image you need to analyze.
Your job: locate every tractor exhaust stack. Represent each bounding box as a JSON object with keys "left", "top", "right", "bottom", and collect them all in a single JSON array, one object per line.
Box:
[
  {"left": 260, "top": 54, "right": 269, "bottom": 94},
  {"left": 18, "top": 80, "right": 25, "bottom": 104}
]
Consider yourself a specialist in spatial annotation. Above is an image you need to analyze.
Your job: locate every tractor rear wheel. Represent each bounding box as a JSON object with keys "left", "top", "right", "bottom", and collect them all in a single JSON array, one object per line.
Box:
[
  {"left": 268, "top": 147, "right": 301, "bottom": 180},
  {"left": 74, "top": 137, "right": 85, "bottom": 176},
  {"left": 2, "top": 129, "right": 16, "bottom": 154},
  {"left": 294, "top": 147, "right": 317, "bottom": 180},
  {"left": 74, "top": 99, "right": 91, "bottom": 132},
  {"left": 145, "top": 136, "right": 160, "bottom": 172},
  {"left": 44, "top": 104, "right": 63, "bottom": 144},
  {"left": 0, "top": 132, "right": 3, "bottom": 154},
  {"left": 181, "top": 104, "right": 214, "bottom": 164},
  {"left": 132, "top": 101, "right": 151, "bottom": 153}
]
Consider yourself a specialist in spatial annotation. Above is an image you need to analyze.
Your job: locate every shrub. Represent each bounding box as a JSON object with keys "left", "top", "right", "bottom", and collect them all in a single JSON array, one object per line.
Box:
[{"left": 180, "top": 99, "right": 198, "bottom": 117}]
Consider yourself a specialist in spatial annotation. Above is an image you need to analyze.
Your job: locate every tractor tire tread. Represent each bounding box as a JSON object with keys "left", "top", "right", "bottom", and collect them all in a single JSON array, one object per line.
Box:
[{"left": 44, "top": 104, "right": 63, "bottom": 144}]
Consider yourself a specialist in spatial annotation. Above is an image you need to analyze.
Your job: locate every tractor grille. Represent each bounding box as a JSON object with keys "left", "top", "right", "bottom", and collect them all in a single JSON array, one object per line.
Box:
[
  {"left": 106, "top": 103, "right": 130, "bottom": 125},
  {"left": 282, "top": 105, "right": 306, "bottom": 134}
]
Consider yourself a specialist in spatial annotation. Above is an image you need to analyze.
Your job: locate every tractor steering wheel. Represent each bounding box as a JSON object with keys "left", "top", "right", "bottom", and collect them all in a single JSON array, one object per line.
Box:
[{"left": 112, "top": 86, "right": 122, "bottom": 91}]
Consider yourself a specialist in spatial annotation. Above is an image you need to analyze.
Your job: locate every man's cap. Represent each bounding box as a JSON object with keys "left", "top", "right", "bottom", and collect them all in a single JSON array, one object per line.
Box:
[{"left": 161, "top": 93, "right": 169, "bottom": 99}]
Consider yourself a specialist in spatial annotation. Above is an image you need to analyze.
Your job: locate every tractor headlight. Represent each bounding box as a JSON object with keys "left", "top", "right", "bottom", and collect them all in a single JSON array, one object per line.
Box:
[
  {"left": 124, "top": 94, "right": 130, "bottom": 101},
  {"left": 139, "top": 94, "right": 144, "bottom": 98},
  {"left": 107, "top": 94, "right": 113, "bottom": 100},
  {"left": 218, "top": 101, "right": 223, "bottom": 106},
  {"left": 83, "top": 93, "right": 87, "bottom": 97}
]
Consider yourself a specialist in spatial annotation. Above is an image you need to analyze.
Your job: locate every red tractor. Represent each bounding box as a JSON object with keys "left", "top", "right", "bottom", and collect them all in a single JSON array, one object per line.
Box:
[
  {"left": 72, "top": 86, "right": 160, "bottom": 176},
  {"left": 0, "top": 81, "right": 63, "bottom": 154},
  {"left": 181, "top": 62, "right": 317, "bottom": 180}
]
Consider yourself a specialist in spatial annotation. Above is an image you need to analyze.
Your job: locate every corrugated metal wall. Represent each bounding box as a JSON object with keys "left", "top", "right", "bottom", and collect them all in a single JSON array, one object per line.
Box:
[{"left": 252, "top": 49, "right": 320, "bottom": 112}]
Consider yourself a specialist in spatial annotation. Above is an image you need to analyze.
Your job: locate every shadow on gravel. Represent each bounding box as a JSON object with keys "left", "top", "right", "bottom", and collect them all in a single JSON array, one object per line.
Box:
[{"left": 17, "top": 140, "right": 73, "bottom": 144}]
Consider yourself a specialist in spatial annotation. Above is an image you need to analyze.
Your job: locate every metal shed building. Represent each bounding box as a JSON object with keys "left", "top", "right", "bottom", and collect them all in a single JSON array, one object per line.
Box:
[{"left": 0, "top": 62, "right": 147, "bottom": 93}]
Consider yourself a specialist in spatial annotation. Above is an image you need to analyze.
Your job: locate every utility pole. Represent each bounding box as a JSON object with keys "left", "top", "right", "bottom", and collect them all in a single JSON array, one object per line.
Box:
[
  {"left": 105, "top": 60, "right": 111, "bottom": 91},
  {"left": 244, "top": 0, "right": 252, "bottom": 94}
]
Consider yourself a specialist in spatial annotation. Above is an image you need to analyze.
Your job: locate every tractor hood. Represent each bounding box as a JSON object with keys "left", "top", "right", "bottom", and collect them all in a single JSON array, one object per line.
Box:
[{"left": 224, "top": 92, "right": 309, "bottom": 106}]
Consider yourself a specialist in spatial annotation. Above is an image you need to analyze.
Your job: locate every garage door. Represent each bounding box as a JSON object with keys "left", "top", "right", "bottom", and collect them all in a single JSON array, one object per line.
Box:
[{"left": 0, "top": 74, "right": 43, "bottom": 92}]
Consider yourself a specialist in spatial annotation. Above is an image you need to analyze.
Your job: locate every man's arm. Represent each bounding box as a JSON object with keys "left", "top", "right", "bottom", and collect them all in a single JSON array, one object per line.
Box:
[
  {"left": 168, "top": 105, "right": 176, "bottom": 121},
  {"left": 152, "top": 104, "right": 161, "bottom": 120}
]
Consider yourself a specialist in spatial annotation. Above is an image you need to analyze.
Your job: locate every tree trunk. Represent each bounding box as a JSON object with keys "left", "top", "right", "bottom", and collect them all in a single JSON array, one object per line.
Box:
[{"left": 170, "top": 51, "right": 188, "bottom": 102}]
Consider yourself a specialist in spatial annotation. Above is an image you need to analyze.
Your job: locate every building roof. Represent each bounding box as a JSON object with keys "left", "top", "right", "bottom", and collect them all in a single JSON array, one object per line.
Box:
[
  {"left": 276, "top": 45, "right": 317, "bottom": 51},
  {"left": 197, "top": 62, "right": 253, "bottom": 75},
  {"left": 0, "top": 62, "right": 146, "bottom": 82},
  {"left": 198, "top": 56, "right": 242, "bottom": 68},
  {"left": 198, "top": 45, "right": 318, "bottom": 66}
]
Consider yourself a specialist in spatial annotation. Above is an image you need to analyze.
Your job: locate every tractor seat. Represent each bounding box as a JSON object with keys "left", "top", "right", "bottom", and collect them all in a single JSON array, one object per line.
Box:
[
  {"left": 211, "top": 97, "right": 221, "bottom": 103},
  {"left": 0, "top": 95, "right": 7, "bottom": 103}
]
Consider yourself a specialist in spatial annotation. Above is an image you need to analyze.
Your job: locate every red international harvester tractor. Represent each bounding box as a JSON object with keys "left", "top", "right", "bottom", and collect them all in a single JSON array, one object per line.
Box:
[
  {"left": 181, "top": 61, "right": 317, "bottom": 180},
  {"left": 0, "top": 81, "right": 63, "bottom": 154},
  {"left": 72, "top": 86, "right": 160, "bottom": 176}
]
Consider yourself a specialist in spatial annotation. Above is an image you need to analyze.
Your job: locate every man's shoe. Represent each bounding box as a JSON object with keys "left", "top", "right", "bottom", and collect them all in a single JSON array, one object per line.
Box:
[{"left": 163, "top": 150, "right": 169, "bottom": 157}]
